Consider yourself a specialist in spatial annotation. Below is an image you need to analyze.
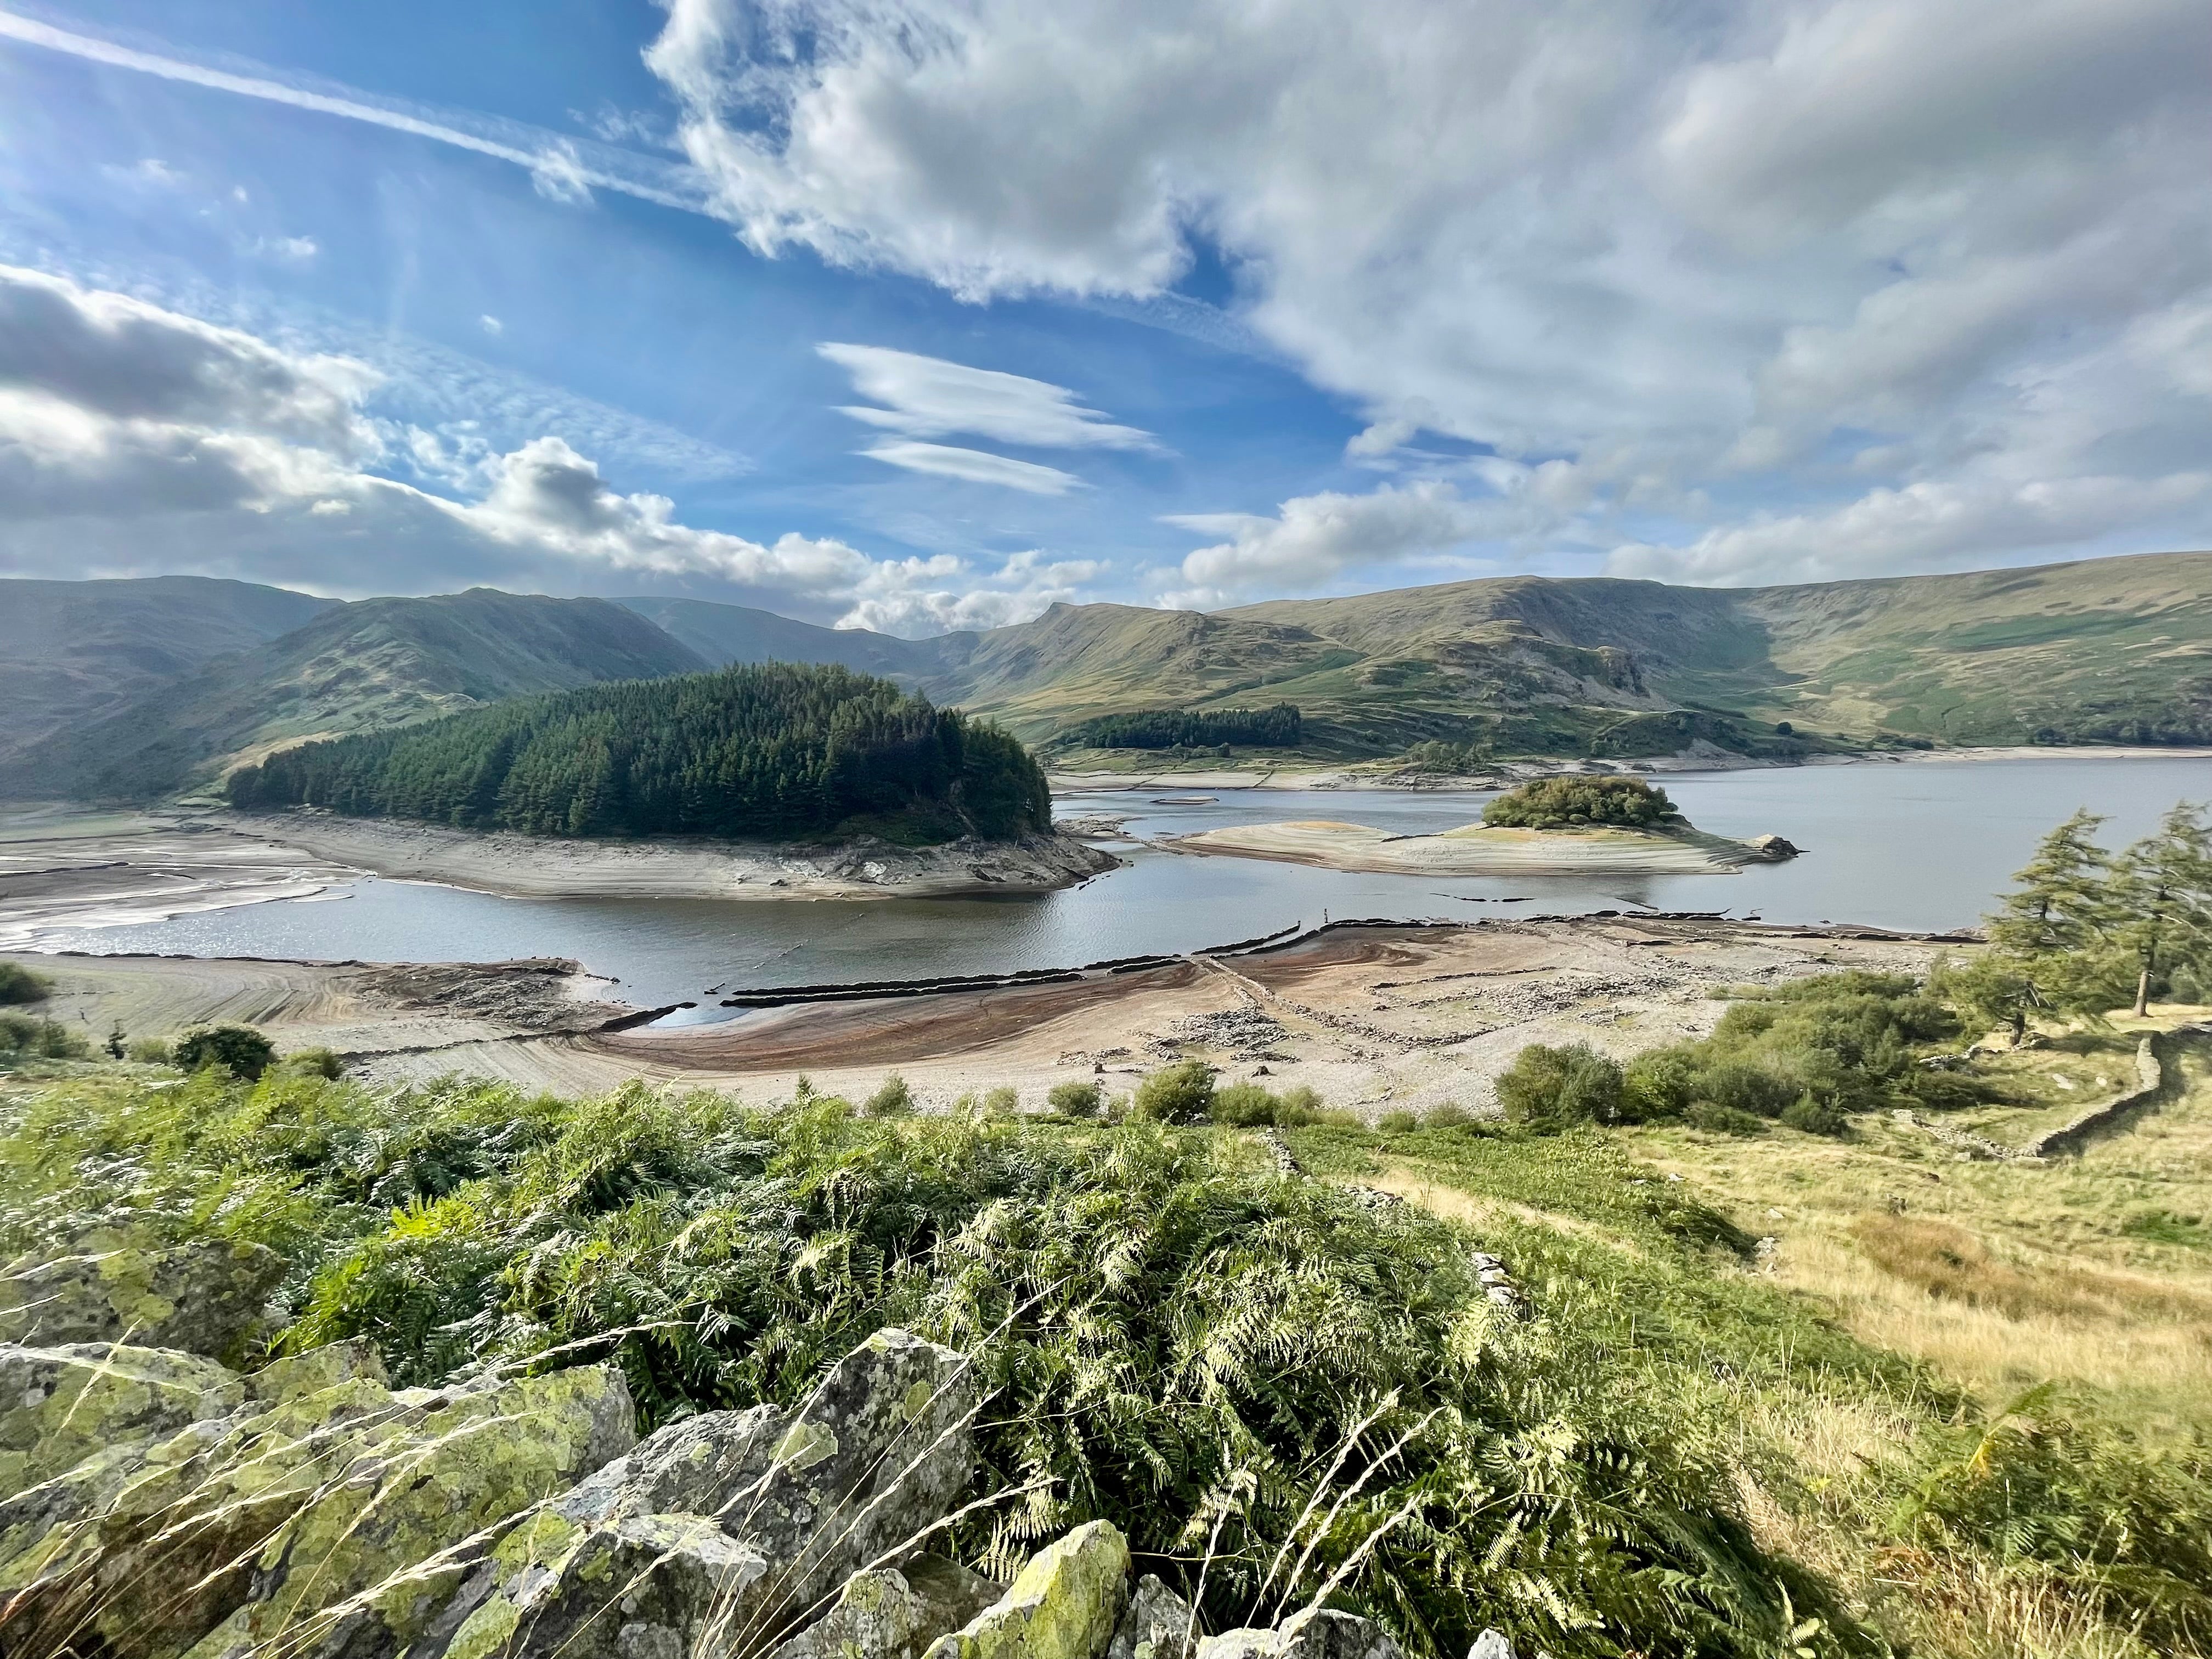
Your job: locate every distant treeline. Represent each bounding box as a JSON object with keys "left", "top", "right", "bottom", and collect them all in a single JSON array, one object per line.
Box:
[
  {"left": 225, "top": 664, "right": 1049, "bottom": 843},
  {"left": 1062, "top": 703, "right": 1302, "bottom": 751}
]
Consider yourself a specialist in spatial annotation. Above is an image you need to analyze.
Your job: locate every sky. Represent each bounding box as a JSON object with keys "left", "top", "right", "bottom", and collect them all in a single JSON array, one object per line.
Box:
[{"left": 0, "top": 0, "right": 2206, "bottom": 636}]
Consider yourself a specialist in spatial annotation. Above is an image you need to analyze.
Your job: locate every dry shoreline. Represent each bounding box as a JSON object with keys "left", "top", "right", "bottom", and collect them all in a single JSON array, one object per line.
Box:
[
  {"left": 218, "top": 810, "right": 1120, "bottom": 901},
  {"left": 1048, "top": 742, "right": 2212, "bottom": 794},
  {"left": 1165, "top": 819, "right": 1792, "bottom": 876},
  {"left": 1, "top": 916, "right": 1970, "bottom": 1118}
]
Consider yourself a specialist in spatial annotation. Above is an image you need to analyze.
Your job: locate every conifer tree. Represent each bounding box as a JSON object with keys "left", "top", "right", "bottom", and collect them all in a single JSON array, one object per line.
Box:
[{"left": 2109, "top": 802, "right": 2212, "bottom": 1017}]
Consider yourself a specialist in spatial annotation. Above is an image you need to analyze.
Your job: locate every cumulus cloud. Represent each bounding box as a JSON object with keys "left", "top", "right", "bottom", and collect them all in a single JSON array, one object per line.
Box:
[
  {"left": 1160, "top": 482, "right": 1482, "bottom": 608},
  {"left": 647, "top": 0, "right": 2211, "bottom": 584},
  {"left": 0, "top": 266, "right": 1081, "bottom": 634}
]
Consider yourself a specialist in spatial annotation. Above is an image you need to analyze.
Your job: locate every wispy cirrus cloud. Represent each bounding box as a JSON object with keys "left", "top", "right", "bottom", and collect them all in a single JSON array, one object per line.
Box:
[{"left": 859, "top": 441, "right": 1084, "bottom": 495}]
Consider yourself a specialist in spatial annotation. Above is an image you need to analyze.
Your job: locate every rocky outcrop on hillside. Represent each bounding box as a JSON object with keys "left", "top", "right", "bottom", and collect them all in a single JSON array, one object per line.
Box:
[{"left": 0, "top": 1245, "right": 1514, "bottom": 1659}]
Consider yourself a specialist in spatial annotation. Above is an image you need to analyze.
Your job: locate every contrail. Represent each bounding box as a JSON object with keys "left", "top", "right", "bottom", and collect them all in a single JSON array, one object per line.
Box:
[{"left": 0, "top": 7, "right": 710, "bottom": 215}]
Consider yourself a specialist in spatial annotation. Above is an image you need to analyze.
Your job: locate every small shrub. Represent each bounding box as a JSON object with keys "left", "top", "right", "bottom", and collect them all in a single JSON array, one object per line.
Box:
[
  {"left": 1495, "top": 1042, "right": 1626, "bottom": 1132},
  {"left": 1483, "top": 775, "right": 1676, "bottom": 830},
  {"left": 1047, "top": 1079, "right": 1103, "bottom": 1118},
  {"left": 280, "top": 1046, "right": 345, "bottom": 1080},
  {"left": 1697, "top": 1059, "right": 1798, "bottom": 1119},
  {"left": 1622, "top": 1048, "right": 1697, "bottom": 1122},
  {"left": 864, "top": 1073, "right": 916, "bottom": 1116},
  {"left": 1377, "top": 1109, "right": 1420, "bottom": 1135},
  {"left": 0, "top": 1013, "right": 87, "bottom": 1059},
  {"left": 981, "top": 1085, "right": 1020, "bottom": 1116},
  {"left": 172, "top": 1024, "right": 277, "bottom": 1080},
  {"left": 126, "top": 1036, "right": 173, "bottom": 1065},
  {"left": 1779, "top": 1095, "right": 1849, "bottom": 1136},
  {"left": 1424, "top": 1104, "right": 1475, "bottom": 1130},
  {"left": 0, "top": 963, "right": 52, "bottom": 1005},
  {"left": 1686, "top": 1101, "right": 1767, "bottom": 1136},
  {"left": 1209, "top": 1081, "right": 1282, "bottom": 1126},
  {"left": 1132, "top": 1059, "right": 1216, "bottom": 1124}
]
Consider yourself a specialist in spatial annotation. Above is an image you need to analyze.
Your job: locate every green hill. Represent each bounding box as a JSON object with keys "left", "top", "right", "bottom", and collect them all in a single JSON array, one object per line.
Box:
[
  {"left": 1, "top": 590, "right": 707, "bottom": 803},
  {"left": 919, "top": 551, "right": 2212, "bottom": 759},
  {"left": 0, "top": 576, "right": 336, "bottom": 770},
  {"left": 226, "top": 662, "right": 1049, "bottom": 844},
  {"left": 614, "top": 595, "right": 941, "bottom": 678}
]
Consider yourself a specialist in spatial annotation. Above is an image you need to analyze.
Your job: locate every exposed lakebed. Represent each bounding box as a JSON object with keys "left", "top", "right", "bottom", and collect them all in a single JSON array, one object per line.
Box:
[{"left": 20, "top": 754, "right": 2211, "bottom": 1021}]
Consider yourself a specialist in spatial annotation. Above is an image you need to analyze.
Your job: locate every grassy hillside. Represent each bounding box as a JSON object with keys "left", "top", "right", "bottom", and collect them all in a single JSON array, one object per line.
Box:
[
  {"left": 926, "top": 551, "right": 2212, "bottom": 760},
  {"left": 0, "top": 577, "right": 335, "bottom": 768},
  {"left": 226, "top": 661, "right": 1050, "bottom": 844},
  {"left": 1, "top": 590, "right": 706, "bottom": 803},
  {"left": 616, "top": 594, "right": 942, "bottom": 678}
]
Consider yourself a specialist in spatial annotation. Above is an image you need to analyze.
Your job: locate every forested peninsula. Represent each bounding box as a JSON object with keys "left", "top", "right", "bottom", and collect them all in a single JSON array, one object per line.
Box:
[{"left": 225, "top": 663, "right": 1051, "bottom": 844}]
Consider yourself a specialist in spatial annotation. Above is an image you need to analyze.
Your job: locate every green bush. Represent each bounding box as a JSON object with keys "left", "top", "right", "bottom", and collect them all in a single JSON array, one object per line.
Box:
[
  {"left": 1494, "top": 1042, "right": 1626, "bottom": 1132},
  {"left": 1686, "top": 1101, "right": 1768, "bottom": 1136},
  {"left": 1623, "top": 1047, "right": 1698, "bottom": 1121},
  {"left": 0, "top": 962, "right": 52, "bottom": 1005},
  {"left": 126, "top": 1036, "right": 173, "bottom": 1065},
  {"left": 172, "top": 1024, "right": 278, "bottom": 1080},
  {"left": 1423, "top": 1103, "right": 1476, "bottom": 1130},
  {"left": 1208, "top": 1080, "right": 1281, "bottom": 1126},
  {"left": 1482, "top": 775, "right": 1676, "bottom": 830},
  {"left": 980, "top": 1085, "right": 1020, "bottom": 1116},
  {"left": 1780, "top": 1096, "right": 1849, "bottom": 1135},
  {"left": 865, "top": 1073, "right": 916, "bottom": 1116},
  {"left": 1131, "top": 1059, "right": 1216, "bottom": 1124},
  {"left": 280, "top": 1046, "right": 344, "bottom": 1080},
  {"left": 0, "top": 1013, "right": 87, "bottom": 1059},
  {"left": 1046, "top": 1079, "right": 1103, "bottom": 1118},
  {"left": 1378, "top": 1109, "right": 1420, "bottom": 1134}
]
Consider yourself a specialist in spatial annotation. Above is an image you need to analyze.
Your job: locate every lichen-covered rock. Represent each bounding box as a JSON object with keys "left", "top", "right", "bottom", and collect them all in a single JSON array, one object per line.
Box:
[
  {"left": 922, "top": 1520, "right": 1132, "bottom": 1659},
  {"left": 1196, "top": 1609, "right": 1409, "bottom": 1659},
  {"left": 244, "top": 1338, "right": 387, "bottom": 1403},
  {"left": 0, "top": 1343, "right": 244, "bottom": 1504},
  {"left": 765, "top": 1555, "right": 1005, "bottom": 1659},
  {"left": 1108, "top": 1575, "right": 1198, "bottom": 1659},
  {"left": 1465, "top": 1632, "right": 1515, "bottom": 1659},
  {"left": 0, "top": 1358, "right": 634, "bottom": 1659},
  {"left": 419, "top": 1326, "right": 980, "bottom": 1659},
  {"left": 0, "top": 1234, "right": 285, "bottom": 1365}
]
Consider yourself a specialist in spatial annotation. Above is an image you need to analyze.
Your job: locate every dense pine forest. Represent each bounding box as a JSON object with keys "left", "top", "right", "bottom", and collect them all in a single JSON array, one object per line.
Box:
[
  {"left": 225, "top": 663, "right": 1051, "bottom": 843},
  {"left": 1058, "top": 702, "right": 1302, "bottom": 751}
]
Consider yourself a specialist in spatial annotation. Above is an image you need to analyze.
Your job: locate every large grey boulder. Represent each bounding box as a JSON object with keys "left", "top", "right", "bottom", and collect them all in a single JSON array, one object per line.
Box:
[
  {"left": 766, "top": 1555, "right": 1005, "bottom": 1659},
  {"left": 921, "top": 1520, "right": 1132, "bottom": 1659},
  {"left": 1198, "top": 1609, "right": 1409, "bottom": 1659},
  {"left": 1108, "top": 1573, "right": 1199, "bottom": 1659},
  {"left": 0, "top": 1234, "right": 286, "bottom": 1365},
  {"left": 0, "top": 1350, "right": 634, "bottom": 1659},
  {"left": 419, "top": 1326, "right": 981, "bottom": 1659}
]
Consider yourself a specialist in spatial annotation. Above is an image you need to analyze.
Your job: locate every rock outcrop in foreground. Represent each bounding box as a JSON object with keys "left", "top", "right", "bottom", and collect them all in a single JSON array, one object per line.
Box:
[{"left": 0, "top": 1245, "right": 1513, "bottom": 1659}]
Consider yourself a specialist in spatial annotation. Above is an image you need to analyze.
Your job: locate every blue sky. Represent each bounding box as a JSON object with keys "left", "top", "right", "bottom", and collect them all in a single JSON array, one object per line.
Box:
[{"left": 1, "top": 0, "right": 2206, "bottom": 632}]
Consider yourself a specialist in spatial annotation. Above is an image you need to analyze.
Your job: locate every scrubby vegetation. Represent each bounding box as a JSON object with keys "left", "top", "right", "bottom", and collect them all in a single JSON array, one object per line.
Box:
[
  {"left": 0, "top": 962, "right": 52, "bottom": 1005},
  {"left": 1058, "top": 703, "right": 1302, "bottom": 751},
  {"left": 6, "top": 1051, "right": 2206, "bottom": 1658},
  {"left": 1482, "top": 774, "right": 1677, "bottom": 829},
  {"left": 224, "top": 663, "right": 1050, "bottom": 844},
  {"left": 0, "top": 1012, "right": 85, "bottom": 1060}
]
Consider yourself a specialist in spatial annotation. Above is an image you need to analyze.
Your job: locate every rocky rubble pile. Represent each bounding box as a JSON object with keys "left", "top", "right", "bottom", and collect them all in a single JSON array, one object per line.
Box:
[{"left": 0, "top": 1239, "right": 1516, "bottom": 1659}]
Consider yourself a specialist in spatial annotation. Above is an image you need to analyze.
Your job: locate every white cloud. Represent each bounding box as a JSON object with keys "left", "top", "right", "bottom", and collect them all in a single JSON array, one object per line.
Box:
[
  {"left": 0, "top": 267, "right": 1087, "bottom": 634},
  {"left": 478, "top": 314, "right": 504, "bottom": 336},
  {"left": 1160, "top": 481, "right": 1482, "bottom": 607},
  {"left": 819, "top": 342, "right": 1155, "bottom": 450},
  {"left": 859, "top": 439, "right": 1081, "bottom": 495},
  {"left": 250, "top": 235, "right": 319, "bottom": 263},
  {"left": 644, "top": 0, "right": 2211, "bottom": 584}
]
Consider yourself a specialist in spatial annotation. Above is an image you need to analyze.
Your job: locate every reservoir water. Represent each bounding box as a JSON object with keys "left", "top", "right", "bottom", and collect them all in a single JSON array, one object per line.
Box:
[{"left": 26, "top": 754, "right": 2212, "bottom": 1021}]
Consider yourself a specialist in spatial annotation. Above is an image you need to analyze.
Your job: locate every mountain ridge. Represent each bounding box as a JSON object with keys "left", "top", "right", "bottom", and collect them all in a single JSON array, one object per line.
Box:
[{"left": 5, "top": 550, "right": 2209, "bottom": 801}]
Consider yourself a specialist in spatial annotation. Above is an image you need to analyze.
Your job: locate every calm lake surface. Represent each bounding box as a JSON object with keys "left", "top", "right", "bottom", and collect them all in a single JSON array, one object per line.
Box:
[{"left": 29, "top": 755, "right": 2212, "bottom": 1021}]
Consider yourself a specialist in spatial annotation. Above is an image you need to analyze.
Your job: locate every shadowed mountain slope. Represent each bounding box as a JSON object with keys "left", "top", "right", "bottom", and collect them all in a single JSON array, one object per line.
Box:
[
  {"left": 614, "top": 595, "right": 941, "bottom": 678},
  {"left": 2, "top": 590, "right": 707, "bottom": 802},
  {"left": 0, "top": 577, "right": 336, "bottom": 768}
]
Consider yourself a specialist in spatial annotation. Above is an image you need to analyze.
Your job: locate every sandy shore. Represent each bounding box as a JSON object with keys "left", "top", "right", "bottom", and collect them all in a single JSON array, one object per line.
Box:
[
  {"left": 1165, "top": 819, "right": 1790, "bottom": 876},
  {"left": 219, "top": 810, "right": 1120, "bottom": 901},
  {"left": 1049, "top": 743, "right": 2212, "bottom": 795},
  {"left": 4, "top": 917, "right": 1970, "bottom": 1120}
]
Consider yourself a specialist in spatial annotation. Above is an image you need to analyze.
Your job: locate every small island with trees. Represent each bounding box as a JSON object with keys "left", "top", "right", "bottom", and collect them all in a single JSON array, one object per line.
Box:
[
  {"left": 221, "top": 663, "right": 1115, "bottom": 900},
  {"left": 1172, "top": 774, "right": 1799, "bottom": 875}
]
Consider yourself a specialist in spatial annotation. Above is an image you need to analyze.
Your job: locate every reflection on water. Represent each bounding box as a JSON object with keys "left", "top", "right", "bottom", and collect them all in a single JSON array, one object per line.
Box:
[{"left": 27, "top": 755, "right": 2211, "bottom": 1020}]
